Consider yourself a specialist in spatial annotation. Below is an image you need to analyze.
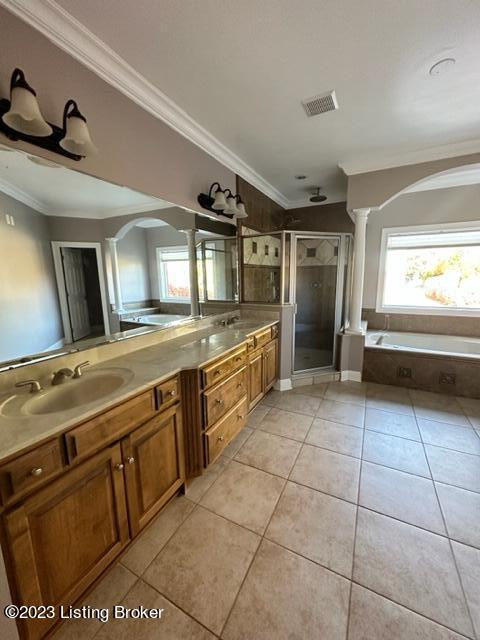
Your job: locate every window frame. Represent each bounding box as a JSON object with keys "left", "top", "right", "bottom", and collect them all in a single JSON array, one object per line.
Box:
[
  {"left": 376, "top": 220, "right": 480, "bottom": 317},
  {"left": 156, "top": 246, "right": 191, "bottom": 303}
]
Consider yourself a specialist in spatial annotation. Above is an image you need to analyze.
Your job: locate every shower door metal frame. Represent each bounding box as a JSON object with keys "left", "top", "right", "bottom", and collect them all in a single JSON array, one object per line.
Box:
[{"left": 289, "top": 232, "right": 351, "bottom": 375}]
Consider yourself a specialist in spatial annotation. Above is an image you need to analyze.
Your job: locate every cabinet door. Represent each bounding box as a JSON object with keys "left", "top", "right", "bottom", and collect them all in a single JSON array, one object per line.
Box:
[
  {"left": 122, "top": 404, "right": 185, "bottom": 537},
  {"left": 264, "top": 339, "right": 278, "bottom": 391},
  {"left": 248, "top": 350, "right": 264, "bottom": 410},
  {"left": 3, "top": 444, "right": 129, "bottom": 640}
]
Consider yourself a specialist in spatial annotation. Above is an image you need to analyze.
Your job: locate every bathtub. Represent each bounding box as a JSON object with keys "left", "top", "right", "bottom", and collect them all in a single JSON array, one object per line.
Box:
[
  {"left": 130, "top": 314, "right": 188, "bottom": 326},
  {"left": 366, "top": 330, "right": 480, "bottom": 360}
]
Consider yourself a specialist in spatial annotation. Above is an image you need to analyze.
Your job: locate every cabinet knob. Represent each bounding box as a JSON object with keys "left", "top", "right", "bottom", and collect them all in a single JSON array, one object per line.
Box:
[
  {"left": 115, "top": 463, "right": 125, "bottom": 471},
  {"left": 237, "top": 414, "right": 245, "bottom": 420},
  {"left": 126, "top": 457, "right": 135, "bottom": 465},
  {"left": 168, "top": 390, "right": 177, "bottom": 397},
  {"left": 215, "top": 399, "right": 224, "bottom": 405},
  {"left": 214, "top": 370, "right": 221, "bottom": 376},
  {"left": 235, "top": 357, "right": 242, "bottom": 362},
  {"left": 217, "top": 435, "right": 225, "bottom": 442},
  {"left": 30, "top": 467, "right": 43, "bottom": 477},
  {"left": 237, "top": 382, "right": 243, "bottom": 388}
]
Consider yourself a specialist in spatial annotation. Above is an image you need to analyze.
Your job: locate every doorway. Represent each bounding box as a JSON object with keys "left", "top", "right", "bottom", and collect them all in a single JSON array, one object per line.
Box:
[
  {"left": 51, "top": 241, "right": 110, "bottom": 345},
  {"left": 292, "top": 234, "right": 349, "bottom": 373}
]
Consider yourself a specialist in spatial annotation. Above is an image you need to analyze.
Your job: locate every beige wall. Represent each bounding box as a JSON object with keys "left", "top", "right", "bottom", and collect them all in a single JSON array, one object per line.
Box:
[
  {"left": 0, "top": 8, "right": 235, "bottom": 214},
  {"left": 285, "top": 202, "right": 354, "bottom": 233},
  {"left": 363, "top": 184, "right": 480, "bottom": 308}
]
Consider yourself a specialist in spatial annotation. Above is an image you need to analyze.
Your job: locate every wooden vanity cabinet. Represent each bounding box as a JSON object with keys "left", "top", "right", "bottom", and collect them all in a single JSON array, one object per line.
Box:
[
  {"left": 122, "top": 403, "right": 184, "bottom": 536},
  {"left": 247, "top": 329, "right": 278, "bottom": 409},
  {"left": 247, "top": 349, "right": 264, "bottom": 410},
  {"left": 4, "top": 444, "right": 130, "bottom": 640},
  {"left": 264, "top": 338, "right": 278, "bottom": 391}
]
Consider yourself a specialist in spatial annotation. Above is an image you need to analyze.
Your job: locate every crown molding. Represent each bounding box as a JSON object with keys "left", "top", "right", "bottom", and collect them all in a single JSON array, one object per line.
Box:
[
  {"left": 339, "top": 139, "right": 480, "bottom": 176},
  {"left": 0, "top": 177, "right": 47, "bottom": 213},
  {"left": 0, "top": 0, "right": 290, "bottom": 209}
]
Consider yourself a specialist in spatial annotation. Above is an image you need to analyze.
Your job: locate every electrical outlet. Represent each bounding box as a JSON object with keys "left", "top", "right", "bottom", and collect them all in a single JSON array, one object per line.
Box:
[
  {"left": 397, "top": 366, "right": 412, "bottom": 379},
  {"left": 439, "top": 372, "right": 456, "bottom": 385}
]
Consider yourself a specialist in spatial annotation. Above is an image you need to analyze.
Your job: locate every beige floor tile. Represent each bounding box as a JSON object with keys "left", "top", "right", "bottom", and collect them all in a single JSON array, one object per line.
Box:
[
  {"left": 185, "top": 456, "right": 230, "bottom": 503},
  {"left": 261, "top": 389, "right": 322, "bottom": 416},
  {"left": 257, "top": 407, "right": 313, "bottom": 441},
  {"left": 95, "top": 579, "right": 215, "bottom": 640},
  {"left": 411, "top": 392, "right": 470, "bottom": 427},
  {"left": 121, "top": 496, "right": 194, "bottom": 576},
  {"left": 436, "top": 482, "right": 480, "bottom": 549},
  {"left": 200, "top": 460, "right": 285, "bottom": 534},
  {"left": 234, "top": 429, "right": 301, "bottom": 478},
  {"left": 365, "top": 407, "right": 420, "bottom": 440},
  {"left": 415, "top": 406, "right": 471, "bottom": 427},
  {"left": 222, "top": 426, "right": 253, "bottom": 458},
  {"left": 324, "top": 382, "right": 366, "bottom": 406},
  {"left": 247, "top": 403, "right": 271, "bottom": 426},
  {"left": 222, "top": 539, "right": 350, "bottom": 640},
  {"left": 426, "top": 445, "right": 480, "bottom": 493},
  {"left": 52, "top": 564, "right": 137, "bottom": 640},
  {"left": 348, "top": 584, "right": 467, "bottom": 640},
  {"left": 291, "top": 382, "right": 329, "bottom": 397},
  {"left": 363, "top": 431, "right": 430, "bottom": 477},
  {"left": 452, "top": 541, "right": 480, "bottom": 639},
  {"left": 306, "top": 418, "right": 363, "bottom": 457},
  {"left": 317, "top": 399, "right": 365, "bottom": 427},
  {"left": 265, "top": 482, "right": 356, "bottom": 577},
  {"left": 359, "top": 462, "right": 446, "bottom": 534},
  {"left": 143, "top": 506, "right": 259, "bottom": 635},
  {"left": 367, "top": 383, "right": 412, "bottom": 401},
  {"left": 457, "top": 397, "right": 480, "bottom": 429},
  {"left": 290, "top": 444, "right": 360, "bottom": 503},
  {"left": 354, "top": 509, "right": 474, "bottom": 637},
  {"left": 366, "top": 396, "right": 415, "bottom": 416},
  {"left": 418, "top": 418, "right": 480, "bottom": 455}
]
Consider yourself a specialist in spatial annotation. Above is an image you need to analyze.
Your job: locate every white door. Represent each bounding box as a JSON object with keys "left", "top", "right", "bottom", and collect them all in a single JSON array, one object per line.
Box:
[{"left": 61, "top": 248, "right": 91, "bottom": 341}]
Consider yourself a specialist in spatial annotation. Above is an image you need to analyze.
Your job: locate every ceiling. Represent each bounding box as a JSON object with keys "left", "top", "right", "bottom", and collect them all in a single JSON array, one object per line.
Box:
[
  {"left": 5, "top": 1, "right": 480, "bottom": 209},
  {"left": 0, "top": 147, "right": 171, "bottom": 217}
]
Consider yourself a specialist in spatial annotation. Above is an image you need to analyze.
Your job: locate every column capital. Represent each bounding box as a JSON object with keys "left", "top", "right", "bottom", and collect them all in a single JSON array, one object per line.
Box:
[
  {"left": 105, "top": 236, "right": 119, "bottom": 243},
  {"left": 351, "top": 207, "right": 370, "bottom": 221}
]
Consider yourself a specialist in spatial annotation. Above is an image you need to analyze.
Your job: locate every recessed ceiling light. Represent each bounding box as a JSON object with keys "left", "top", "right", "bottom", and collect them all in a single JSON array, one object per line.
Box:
[
  {"left": 295, "top": 175, "right": 307, "bottom": 180},
  {"left": 429, "top": 58, "right": 456, "bottom": 76}
]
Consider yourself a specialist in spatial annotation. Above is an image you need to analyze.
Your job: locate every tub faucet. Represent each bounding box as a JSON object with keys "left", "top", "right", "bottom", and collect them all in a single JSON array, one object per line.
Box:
[{"left": 51, "top": 368, "right": 73, "bottom": 385}]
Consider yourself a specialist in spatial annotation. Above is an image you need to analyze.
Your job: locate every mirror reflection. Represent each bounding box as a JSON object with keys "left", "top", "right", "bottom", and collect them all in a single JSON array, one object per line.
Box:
[{"left": 0, "top": 146, "right": 239, "bottom": 369}]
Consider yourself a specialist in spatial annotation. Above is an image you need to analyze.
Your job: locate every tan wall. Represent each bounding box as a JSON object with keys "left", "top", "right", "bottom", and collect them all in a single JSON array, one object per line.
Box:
[{"left": 0, "top": 8, "right": 235, "bottom": 214}]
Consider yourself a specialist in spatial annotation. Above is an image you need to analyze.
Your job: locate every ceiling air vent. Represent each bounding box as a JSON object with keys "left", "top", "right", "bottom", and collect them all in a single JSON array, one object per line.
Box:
[{"left": 302, "top": 90, "right": 338, "bottom": 117}]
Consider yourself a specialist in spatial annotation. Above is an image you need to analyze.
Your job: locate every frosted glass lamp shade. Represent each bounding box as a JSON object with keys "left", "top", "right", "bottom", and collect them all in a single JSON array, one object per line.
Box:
[
  {"left": 2, "top": 86, "right": 52, "bottom": 137},
  {"left": 212, "top": 189, "right": 227, "bottom": 210},
  {"left": 60, "top": 114, "right": 98, "bottom": 157},
  {"left": 235, "top": 201, "right": 248, "bottom": 218},
  {"left": 224, "top": 194, "right": 239, "bottom": 215}
]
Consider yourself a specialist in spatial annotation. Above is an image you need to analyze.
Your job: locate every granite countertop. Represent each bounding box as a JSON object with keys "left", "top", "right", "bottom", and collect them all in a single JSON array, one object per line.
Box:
[{"left": 0, "top": 319, "right": 277, "bottom": 464}]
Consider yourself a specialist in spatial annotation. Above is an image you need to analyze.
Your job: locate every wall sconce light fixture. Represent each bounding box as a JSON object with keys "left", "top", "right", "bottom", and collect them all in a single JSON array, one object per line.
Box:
[
  {"left": 0, "top": 68, "right": 97, "bottom": 161},
  {"left": 198, "top": 182, "right": 248, "bottom": 219}
]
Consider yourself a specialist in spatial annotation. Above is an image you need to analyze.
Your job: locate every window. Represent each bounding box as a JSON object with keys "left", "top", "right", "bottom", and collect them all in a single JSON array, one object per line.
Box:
[
  {"left": 377, "top": 223, "right": 480, "bottom": 316},
  {"left": 157, "top": 247, "right": 190, "bottom": 302}
]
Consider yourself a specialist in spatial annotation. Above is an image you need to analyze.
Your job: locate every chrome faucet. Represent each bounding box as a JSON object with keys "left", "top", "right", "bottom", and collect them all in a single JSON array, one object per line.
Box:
[
  {"left": 73, "top": 361, "right": 91, "bottom": 378},
  {"left": 15, "top": 380, "right": 43, "bottom": 393},
  {"left": 226, "top": 315, "right": 240, "bottom": 325},
  {"left": 51, "top": 368, "right": 74, "bottom": 385},
  {"left": 217, "top": 319, "right": 228, "bottom": 327}
]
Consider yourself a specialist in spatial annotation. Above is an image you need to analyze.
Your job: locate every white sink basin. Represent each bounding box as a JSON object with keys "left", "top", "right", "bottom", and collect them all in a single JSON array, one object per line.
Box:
[{"left": 1, "top": 368, "right": 134, "bottom": 417}]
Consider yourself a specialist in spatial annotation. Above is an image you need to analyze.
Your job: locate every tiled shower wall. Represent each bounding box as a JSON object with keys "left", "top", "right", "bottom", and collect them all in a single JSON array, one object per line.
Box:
[{"left": 362, "top": 308, "right": 480, "bottom": 338}]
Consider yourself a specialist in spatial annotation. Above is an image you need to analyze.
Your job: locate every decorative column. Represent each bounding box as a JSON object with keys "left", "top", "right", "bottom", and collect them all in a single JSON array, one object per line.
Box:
[
  {"left": 185, "top": 229, "right": 200, "bottom": 316},
  {"left": 347, "top": 208, "right": 370, "bottom": 334},
  {"left": 105, "top": 237, "right": 124, "bottom": 313}
]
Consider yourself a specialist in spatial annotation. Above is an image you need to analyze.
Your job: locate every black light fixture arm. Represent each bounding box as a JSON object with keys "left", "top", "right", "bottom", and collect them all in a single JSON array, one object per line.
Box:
[{"left": 198, "top": 182, "right": 239, "bottom": 219}]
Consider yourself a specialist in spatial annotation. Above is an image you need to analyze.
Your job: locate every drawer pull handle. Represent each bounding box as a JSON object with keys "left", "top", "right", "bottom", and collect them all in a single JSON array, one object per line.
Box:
[
  {"left": 235, "top": 357, "right": 242, "bottom": 362},
  {"left": 167, "top": 390, "right": 177, "bottom": 397},
  {"left": 214, "top": 370, "right": 221, "bottom": 376},
  {"left": 237, "top": 382, "right": 243, "bottom": 388},
  {"left": 215, "top": 399, "right": 224, "bottom": 405},
  {"left": 115, "top": 463, "right": 125, "bottom": 471},
  {"left": 217, "top": 435, "right": 225, "bottom": 442},
  {"left": 30, "top": 467, "right": 43, "bottom": 477},
  {"left": 126, "top": 457, "right": 135, "bottom": 465},
  {"left": 238, "top": 414, "right": 245, "bottom": 420}
]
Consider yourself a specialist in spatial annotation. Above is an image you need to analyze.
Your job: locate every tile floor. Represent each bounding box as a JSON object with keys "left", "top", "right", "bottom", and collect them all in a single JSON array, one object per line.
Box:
[{"left": 54, "top": 381, "right": 480, "bottom": 640}]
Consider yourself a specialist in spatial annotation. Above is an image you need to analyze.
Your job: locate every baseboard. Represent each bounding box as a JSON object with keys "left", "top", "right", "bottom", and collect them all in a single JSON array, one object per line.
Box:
[
  {"left": 274, "top": 378, "right": 293, "bottom": 391},
  {"left": 340, "top": 370, "right": 362, "bottom": 382}
]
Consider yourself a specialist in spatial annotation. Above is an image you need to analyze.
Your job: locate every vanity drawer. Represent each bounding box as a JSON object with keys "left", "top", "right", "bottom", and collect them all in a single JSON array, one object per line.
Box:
[
  {"left": 205, "top": 397, "right": 248, "bottom": 464},
  {"left": 202, "top": 346, "right": 247, "bottom": 389},
  {"left": 155, "top": 376, "right": 180, "bottom": 409},
  {"left": 0, "top": 439, "right": 64, "bottom": 505},
  {"left": 65, "top": 390, "right": 156, "bottom": 463},
  {"left": 203, "top": 366, "right": 247, "bottom": 427},
  {"left": 254, "top": 327, "right": 273, "bottom": 349}
]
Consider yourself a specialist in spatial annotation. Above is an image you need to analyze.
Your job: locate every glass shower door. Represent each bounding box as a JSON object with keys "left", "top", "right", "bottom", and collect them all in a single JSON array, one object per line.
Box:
[{"left": 293, "top": 235, "right": 341, "bottom": 372}]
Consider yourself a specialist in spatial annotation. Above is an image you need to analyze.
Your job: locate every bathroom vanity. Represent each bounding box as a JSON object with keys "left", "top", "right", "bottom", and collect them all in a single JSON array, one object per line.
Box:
[{"left": 0, "top": 319, "right": 278, "bottom": 640}]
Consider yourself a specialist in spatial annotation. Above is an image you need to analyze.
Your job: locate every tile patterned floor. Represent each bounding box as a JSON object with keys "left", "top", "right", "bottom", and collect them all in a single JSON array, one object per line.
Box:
[{"left": 54, "top": 381, "right": 480, "bottom": 640}]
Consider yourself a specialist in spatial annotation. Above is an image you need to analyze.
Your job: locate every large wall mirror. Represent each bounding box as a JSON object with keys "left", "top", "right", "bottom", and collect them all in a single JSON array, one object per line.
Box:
[{"left": 0, "top": 145, "right": 239, "bottom": 370}]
